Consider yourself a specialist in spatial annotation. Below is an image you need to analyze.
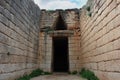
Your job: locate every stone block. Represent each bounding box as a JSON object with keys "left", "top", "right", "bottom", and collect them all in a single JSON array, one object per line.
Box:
[
  {"left": 117, "top": 0, "right": 120, "bottom": 4},
  {"left": 113, "top": 26, "right": 120, "bottom": 39},
  {"left": 105, "top": 60, "right": 120, "bottom": 72},
  {"left": 98, "top": 62, "right": 106, "bottom": 71},
  {"left": 113, "top": 38, "right": 120, "bottom": 50}
]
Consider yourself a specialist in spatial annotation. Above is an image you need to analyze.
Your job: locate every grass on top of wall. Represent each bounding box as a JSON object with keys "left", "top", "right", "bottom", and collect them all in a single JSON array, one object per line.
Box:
[{"left": 16, "top": 69, "right": 52, "bottom": 80}]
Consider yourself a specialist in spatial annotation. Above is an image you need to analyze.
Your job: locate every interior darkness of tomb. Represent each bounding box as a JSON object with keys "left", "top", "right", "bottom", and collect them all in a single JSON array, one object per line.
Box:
[
  {"left": 53, "top": 37, "right": 69, "bottom": 72},
  {"left": 55, "top": 15, "right": 67, "bottom": 30}
]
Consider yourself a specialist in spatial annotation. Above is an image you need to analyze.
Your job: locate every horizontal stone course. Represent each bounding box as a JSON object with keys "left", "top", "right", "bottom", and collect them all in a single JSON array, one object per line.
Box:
[
  {"left": 79, "top": 0, "right": 120, "bottom": 80},
  {"left": 0, "top": 0, "right": 40, "bottom": 80}
]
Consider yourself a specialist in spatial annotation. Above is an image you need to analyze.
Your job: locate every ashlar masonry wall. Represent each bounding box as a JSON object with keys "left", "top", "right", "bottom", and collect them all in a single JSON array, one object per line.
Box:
[
  {"left": 39, "top": 9, "right": 81, "bottom": 72},
  {"left": 79, "top": 0, "right": 120, "bottom": 80},
  {"left": 0, "top": 0, "right": 41, "bottom": 80}
]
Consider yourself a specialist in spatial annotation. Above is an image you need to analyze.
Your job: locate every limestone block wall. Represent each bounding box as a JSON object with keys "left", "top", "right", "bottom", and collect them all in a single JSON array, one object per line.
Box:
[
  {"left": 79, "top": 0, "right": 120, "bottom": 80},
  {"left": 39, "top": 10, "right": 57, "bottom": 72},
  {"left": 40, "top": 10, "right": 58, "bottom": 29},
  {"left": 39, "top": 9, "right": 81, "bottom": 72},
  {"left": 69, "top": 35, "right": 81, "bottom": 71},
  {"left": 64, "top": 9, "right": 80, "bottom": 30},
  {"left": 39, "top": 32, "right": 52, "bottom": 72},
  {"left": 0, "top": 0, "right": 40, "bottom": 80}
]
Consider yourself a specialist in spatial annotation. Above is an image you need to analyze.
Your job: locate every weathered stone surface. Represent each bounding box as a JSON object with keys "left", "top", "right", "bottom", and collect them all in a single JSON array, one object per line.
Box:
[
  {"left": 0, "top": 0, "right": 40, "bottom": 80},
  {"left": 0, "top": 0, "right": 120, "bottom": 80},
  {"left": 31, "top": 73, "right": 86, "bottom": 80},
  {"left": 79, "top": 0, "right": 120, "bottom": 80},
  {"left": 39, "top": 9, "right": 80, "bottom": 72}
]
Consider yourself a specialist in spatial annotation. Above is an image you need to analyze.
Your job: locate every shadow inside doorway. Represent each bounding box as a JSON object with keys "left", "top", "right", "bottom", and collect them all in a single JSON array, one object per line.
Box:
[{"left": 52, "top": 37, "right": 69, "bottom": 72}]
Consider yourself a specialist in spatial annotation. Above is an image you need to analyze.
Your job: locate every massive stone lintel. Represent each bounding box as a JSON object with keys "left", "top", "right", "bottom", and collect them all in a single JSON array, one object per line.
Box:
[{"left": 48, "top": 30, "right": 74, "bottom": 37}]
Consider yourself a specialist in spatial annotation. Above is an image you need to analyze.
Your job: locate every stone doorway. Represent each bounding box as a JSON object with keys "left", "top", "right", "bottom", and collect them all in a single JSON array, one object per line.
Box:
[{"left": 52, "top": 37, "right": 69, "bottom": 72}]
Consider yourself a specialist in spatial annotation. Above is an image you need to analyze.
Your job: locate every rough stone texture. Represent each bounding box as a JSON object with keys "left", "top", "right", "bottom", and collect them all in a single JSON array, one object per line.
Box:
[
  {"left": 0, "top": 0, "right": 120, "bottom": 80},
  {"left": 79, "top": 0, "right": 120, "bottom": 80},
  {"left": 39, "top": 9, "right": 80, "bottom": 72},
  {"left": 31, "top": 73, "right": 86, "bottom": 80},
  {"left": 0, "top": 0, "right": 41, "bottom": 80}
]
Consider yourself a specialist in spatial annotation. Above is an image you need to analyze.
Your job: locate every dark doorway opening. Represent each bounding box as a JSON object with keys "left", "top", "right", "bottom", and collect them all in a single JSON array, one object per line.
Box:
[{"left": 53, "top": 37, "right": 69, "bottom": 72}]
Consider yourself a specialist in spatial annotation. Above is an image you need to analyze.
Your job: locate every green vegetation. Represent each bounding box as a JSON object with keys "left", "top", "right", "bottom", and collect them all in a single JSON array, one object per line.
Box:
[
  {"left": 44, "top": 72, "right": 53, "bottom": 75},
  {"left": 29, "top": 69, "right": 44, "bottom": 78},
  {"left": 88, "top": 12, "right": 92, "bottom": 17},
  {"left": 16, "top": 75, "right": 30, "bottom": 80},
  {"left": 86, "top": 6, "right": 92, "bottom": 17},
  {"left": 16, "top": 69, "right": 52, "bottom": 80},
  {"left": 86, "top": 6, "right": 91, "bottom": 11},
  {"left": 79, "top": 68, "right": 99, "bottom": 80},
  {"left": 69, "top": 71, "right": 78, "bottom": 75},
  {"left": 17, "top": 68, "right": 99, "bottom": 80}
]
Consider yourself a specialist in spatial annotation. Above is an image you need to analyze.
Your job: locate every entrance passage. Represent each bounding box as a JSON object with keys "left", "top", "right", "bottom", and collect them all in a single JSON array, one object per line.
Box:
[{"left": 53, "top": 37, "right": 69, "bottom": 72}]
